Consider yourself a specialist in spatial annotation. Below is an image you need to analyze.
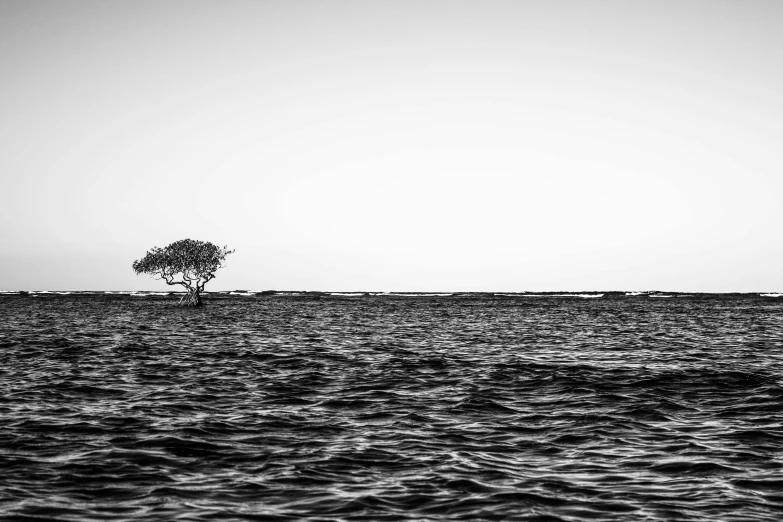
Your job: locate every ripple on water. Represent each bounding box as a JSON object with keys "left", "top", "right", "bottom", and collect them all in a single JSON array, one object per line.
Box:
[{"left": 0, "top": 293, "right": 782, "bottom": 520}]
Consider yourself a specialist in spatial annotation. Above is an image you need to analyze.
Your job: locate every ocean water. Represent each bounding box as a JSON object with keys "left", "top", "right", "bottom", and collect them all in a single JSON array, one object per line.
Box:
[{"left": 1, "top": 293, "right": 782, "bottom": 521}]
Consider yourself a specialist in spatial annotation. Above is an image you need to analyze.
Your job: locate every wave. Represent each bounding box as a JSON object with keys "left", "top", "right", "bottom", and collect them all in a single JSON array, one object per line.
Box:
[
  {"left": 495, "top": 293, "right": 603, "bottom": 298},
  {"left": 625, "top": 292, "right": 646, "bottom": 296},
  {"left": 357, "top": 292, "right": 453, "bottom": 297},
  {"left": 329, "top": 293, "right": 365, "bottom": 296},
  {"left": 393, "top": 293, "right": 453, "bottom": 297},
  {"left": 650, "top": 295, "right": 673, "bottom": 298},
  {"left": 760, "top": 293, "right": 783, "bottom": 297},
  {"left": 18, "top": 291, "right": 77, "bottom": 295},
  {"left": 2, "top": 293, "right": 781, "bottom": 521}
]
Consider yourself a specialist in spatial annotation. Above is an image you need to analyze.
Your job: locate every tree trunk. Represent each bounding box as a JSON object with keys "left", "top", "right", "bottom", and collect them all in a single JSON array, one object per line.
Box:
[{"left": 179, "top": 287, "right": 203, "bottom": 307}]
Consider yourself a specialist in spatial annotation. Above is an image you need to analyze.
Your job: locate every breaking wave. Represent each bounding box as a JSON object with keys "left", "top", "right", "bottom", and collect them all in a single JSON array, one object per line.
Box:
[
  {"left": 394, "top": 293, "right": 453, "bottom": 297},
  {"left": 495, "top": 293, "right": 604, "bottom": 298}
]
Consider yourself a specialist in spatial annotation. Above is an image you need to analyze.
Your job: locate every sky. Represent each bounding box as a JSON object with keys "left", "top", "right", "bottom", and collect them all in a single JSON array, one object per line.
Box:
[{"left": 1, "top": 0, "right": 782, "bottom": 292}]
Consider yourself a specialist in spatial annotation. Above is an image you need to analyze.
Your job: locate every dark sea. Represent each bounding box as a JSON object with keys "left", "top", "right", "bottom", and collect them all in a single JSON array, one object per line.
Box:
[{"left": 2, "top": 292, "right": 782, "bottom": 521}]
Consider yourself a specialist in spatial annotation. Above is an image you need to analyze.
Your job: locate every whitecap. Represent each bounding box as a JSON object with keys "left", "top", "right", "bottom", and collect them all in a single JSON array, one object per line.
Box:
[
  {"left": 650, "top": 295, "right": 673, "bottom": 298},
  {"left": 329, "top": 293, "right": 364, "bottom": 296},
  {"left": 503, "top": 294, "right": 603, "bottom": 298},
  {"left": 395, "top": 293, "right": 453, "bottom": 297},
  {"left": 760, "top": 293, "right": 783, "bottom": 297}
]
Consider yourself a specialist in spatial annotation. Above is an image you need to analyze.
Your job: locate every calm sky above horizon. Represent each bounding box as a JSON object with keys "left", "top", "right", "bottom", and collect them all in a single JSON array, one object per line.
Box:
[{"left": 2, "top": 0, "right": 782, "bottom": 292}]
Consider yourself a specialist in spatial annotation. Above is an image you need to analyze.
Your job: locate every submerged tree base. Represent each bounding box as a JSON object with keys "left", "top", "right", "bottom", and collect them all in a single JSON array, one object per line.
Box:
[{"left": 179, "top": 291, "right": 203, "bottom": 307}]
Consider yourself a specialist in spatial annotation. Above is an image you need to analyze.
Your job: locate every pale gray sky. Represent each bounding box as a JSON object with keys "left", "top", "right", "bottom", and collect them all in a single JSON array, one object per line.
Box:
[{"left": 1, "top": 0, "right": 782, "bottom": 291}]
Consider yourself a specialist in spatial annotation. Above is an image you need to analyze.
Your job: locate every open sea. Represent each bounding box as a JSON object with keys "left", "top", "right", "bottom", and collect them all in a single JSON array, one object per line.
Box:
[{"left": 1, "top": 292, "right": 782, "bottom": 521}]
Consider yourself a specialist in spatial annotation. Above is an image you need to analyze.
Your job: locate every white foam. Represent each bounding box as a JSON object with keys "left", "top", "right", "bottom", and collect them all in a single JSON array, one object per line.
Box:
[
  {"left": 395, "top": 293, "right": 453, "bottom": 297},
  {"left": 498, "top": 293, "right": 603, "bottom": 298},
  {"left": 625, "top": 292, "right": 646, "bottom": 296},
  {"left": 649, "top": 295, "right": 672, "bottom": 298},
  {"left": 229, "top": 291, "right": 254, "bottom": 296},
  {"left": 329, "top": 293, "right": 364, "bottom": 296},
  {"left": 760, "top": 293, "right": 783, "bottom": 297}
]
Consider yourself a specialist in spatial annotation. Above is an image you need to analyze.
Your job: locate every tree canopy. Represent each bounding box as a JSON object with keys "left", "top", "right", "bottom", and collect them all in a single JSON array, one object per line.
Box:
[{"left": 132, "top": 239, "right": 234, "bottom": 306}]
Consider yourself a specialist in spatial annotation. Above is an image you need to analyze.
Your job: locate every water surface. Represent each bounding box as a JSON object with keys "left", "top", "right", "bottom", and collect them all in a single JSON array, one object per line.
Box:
[{"left": 1, "top": 293, "right": 782, "bottom": 520}]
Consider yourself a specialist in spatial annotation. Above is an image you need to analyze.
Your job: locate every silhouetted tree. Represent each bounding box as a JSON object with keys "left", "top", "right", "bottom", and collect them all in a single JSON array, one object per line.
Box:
[{"left": 132, "top": 239, "right": 234, "bottom": 307}]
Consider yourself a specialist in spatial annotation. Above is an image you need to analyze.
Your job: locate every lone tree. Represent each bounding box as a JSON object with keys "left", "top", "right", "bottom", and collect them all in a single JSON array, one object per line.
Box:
[{"left": 132, "top": 239, "right": 234, "bottom": 307}]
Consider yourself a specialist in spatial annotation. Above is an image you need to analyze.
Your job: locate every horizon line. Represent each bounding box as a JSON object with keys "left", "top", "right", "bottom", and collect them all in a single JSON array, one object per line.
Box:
[{"left": 2, "top": 290, "right": 782, "bottom": 296}]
